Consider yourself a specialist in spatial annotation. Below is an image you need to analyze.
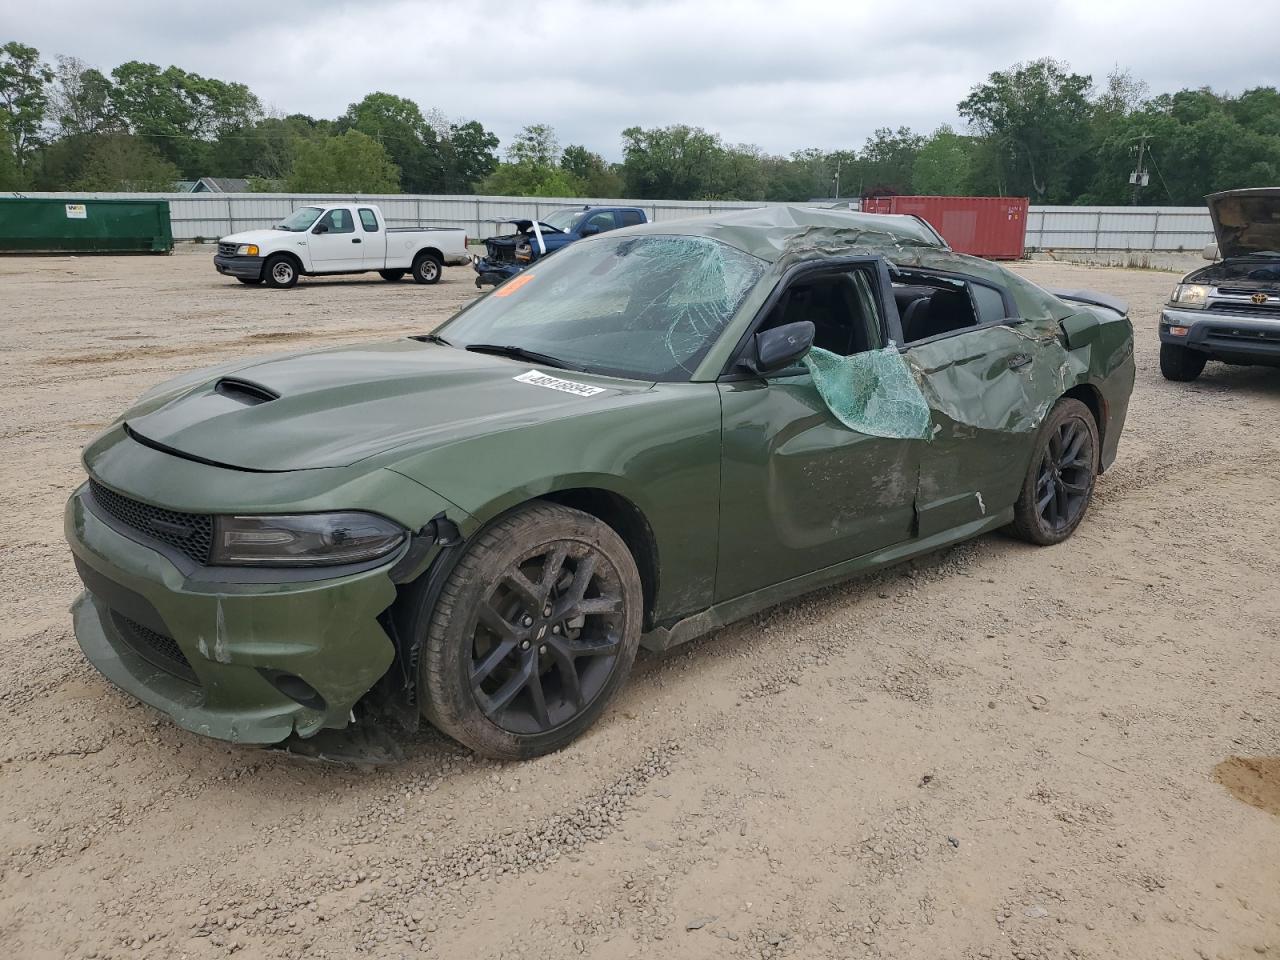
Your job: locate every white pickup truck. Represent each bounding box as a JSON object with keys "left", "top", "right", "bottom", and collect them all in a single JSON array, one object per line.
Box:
[{"left": 213, "top": 203, "right": 469, "bottom": 288}]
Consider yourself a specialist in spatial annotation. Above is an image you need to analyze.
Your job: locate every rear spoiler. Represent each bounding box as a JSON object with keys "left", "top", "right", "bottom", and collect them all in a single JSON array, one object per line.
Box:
[{"left": 1049, "top": 288, "right": 1128, "bottom": 315}]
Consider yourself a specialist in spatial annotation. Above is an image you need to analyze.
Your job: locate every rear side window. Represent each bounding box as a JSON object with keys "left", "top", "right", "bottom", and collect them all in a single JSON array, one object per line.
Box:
[
  {"left": 621, "top": 210, "right": 645, "bottom": 227},
  {"left": 970, "top": 282, "right": 1010, "bottom": 324},
  {"left": 358, "top": 208, "right": 379, "bottom": 232}
]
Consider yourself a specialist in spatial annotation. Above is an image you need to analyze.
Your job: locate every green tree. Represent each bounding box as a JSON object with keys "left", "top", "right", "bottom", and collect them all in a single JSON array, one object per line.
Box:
[
  {"left": 507, "top": 123, "right": 561, "bottom": 166},
  {"left": 286, "top": 130, "right": 400, "bottom": 193},
  {"left": 911, "top": 126, "right": 976, "bottom": 195},
  {"left": 49, "top": 56, "right": 115, "bottom": 136},
  {"left": 959, "top": 58, "right": 1093, "bottom": 202},
  {"left": 560, "top": 144, "right": 624, "bottom": 196},
  {"left": 859, "top": 126, "right": 924, "bottom": 195},
  {"left": 479, "top": 161, "right": 580, "bottom": 197},
  {"left": 438, "top": 119, "right": 499, "bottom": 192},
  {"left": 338, "top": 92, "right": 434, "bottom": 190},
  {"left": 0, "top": 41, "right": 54, "bottom": 177},
  {"left": 73, "top": 133, "right": 179, "bottom": 190},
  {"left": 621, "top": 124, "right": 730, "bottom": 199}
]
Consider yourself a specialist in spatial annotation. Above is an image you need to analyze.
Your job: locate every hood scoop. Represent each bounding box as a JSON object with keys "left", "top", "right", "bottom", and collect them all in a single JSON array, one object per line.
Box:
[{"left": 214, "top": 377, "right": 279, "bottom": 406}]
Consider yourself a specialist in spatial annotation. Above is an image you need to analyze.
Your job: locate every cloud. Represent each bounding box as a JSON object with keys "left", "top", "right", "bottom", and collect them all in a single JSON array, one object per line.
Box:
[{"left": 8, "top": 0, "right": 1278, "bottom": 157}]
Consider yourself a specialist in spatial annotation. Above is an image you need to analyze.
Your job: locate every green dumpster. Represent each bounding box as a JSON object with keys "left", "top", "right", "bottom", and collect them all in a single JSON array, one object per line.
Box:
[{"left": 0, "top": 197, "right": 173, "bottom": 254}]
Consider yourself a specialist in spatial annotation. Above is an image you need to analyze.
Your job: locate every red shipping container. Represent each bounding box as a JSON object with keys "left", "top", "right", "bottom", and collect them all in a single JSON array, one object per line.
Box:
[{"left": 859, "top": 196, "right": 1028, "bottom": 259}]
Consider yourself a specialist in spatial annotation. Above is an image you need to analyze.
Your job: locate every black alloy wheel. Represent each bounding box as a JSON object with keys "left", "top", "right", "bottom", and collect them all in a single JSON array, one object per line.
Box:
[
  {"left": 1009, "top": 397, "right": 1099, "bottom": 546},
  {"left": 413, "top": 502, "right": 643, "bottom": 759}
]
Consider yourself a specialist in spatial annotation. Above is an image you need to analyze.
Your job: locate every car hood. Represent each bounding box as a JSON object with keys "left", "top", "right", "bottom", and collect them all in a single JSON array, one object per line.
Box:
[
  {"left": 125, "top": 341, "right": 650, "bottom": 472},
  {"left": 1207, "top": 188, "right": 1280, "bottom": 259},
  {"left": 219, "top": 227, "right": 293, "bottom": 246}
]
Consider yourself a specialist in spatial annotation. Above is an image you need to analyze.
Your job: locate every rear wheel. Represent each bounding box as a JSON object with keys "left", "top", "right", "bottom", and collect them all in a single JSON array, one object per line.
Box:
[
  {"left": 1160, "top": 342, "right": 1207, "bottom": 381},
  {"left": 263, "top": 254, "right": 299, "bottom": 289},
  {"left": 379, "top": 269, "right": 406, "bottom": 282},
  {"left": 412, "top": 253, "right": 443, "bottom": 285},
  {"left": 1009, "top": 398, "right": 1099, "bottom": 546},
  {"left": 414, "top": 502, "right": 643, "bottom": 759}
]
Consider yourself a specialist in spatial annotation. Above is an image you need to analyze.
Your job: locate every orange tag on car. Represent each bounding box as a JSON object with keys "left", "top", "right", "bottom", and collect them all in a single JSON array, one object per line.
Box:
[{"left": 494, "top": 274, "right": 535, "bottom": 297}]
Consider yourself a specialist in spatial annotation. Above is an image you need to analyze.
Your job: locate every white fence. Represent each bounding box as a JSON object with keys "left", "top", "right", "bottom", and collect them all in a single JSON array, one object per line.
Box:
[{"left": 4, "top": 191, "right": 1216, "bottom": 253}]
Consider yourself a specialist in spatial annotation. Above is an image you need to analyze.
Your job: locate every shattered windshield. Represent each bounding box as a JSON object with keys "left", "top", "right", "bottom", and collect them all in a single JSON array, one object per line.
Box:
[
  {"left": 438, "top": 234, "right": 766, "bottom": 381},
  {"left": 277, "top": 206, "right": 323, "bottom": 232},
  {"left": 540, "top": 209, "right": 581, "bottom": 232}
]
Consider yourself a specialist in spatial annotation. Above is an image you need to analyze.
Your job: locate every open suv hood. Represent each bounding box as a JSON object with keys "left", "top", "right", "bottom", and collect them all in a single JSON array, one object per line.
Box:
[
  {"left": 124, "top": 341, "right": 643, "bottom": 472},
  {"left": 1207, "top": 188, "right": 1280, "bottom": 259}
]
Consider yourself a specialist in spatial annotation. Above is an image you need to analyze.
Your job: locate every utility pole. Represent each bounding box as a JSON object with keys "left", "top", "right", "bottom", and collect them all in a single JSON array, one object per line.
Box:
[
  {"left": 832, "top": 156, "right": 843, "bottom": 199},
  {"left": 1129, "top": 134, "right": 1150, "bottom": 205}
]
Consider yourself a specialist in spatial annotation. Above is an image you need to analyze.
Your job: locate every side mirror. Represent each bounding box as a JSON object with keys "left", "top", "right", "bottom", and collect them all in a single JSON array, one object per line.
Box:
[
  {"left": 1201, "top": 241, "right": 1220, "bottom": 261},
  {"left": 745, "top": 321, "right": 815, "bottom": 375},
  {"left": 313, "top": 223, "right": 329, "bottom": 234},
  {"left": 579, "top": 225, "right": 601, "bottom": 237}
]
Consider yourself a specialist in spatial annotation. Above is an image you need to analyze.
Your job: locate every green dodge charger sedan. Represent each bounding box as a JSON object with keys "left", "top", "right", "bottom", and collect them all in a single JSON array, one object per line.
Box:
[{"left": 66, "top": 206, "right": 1135, "bottom": 759}]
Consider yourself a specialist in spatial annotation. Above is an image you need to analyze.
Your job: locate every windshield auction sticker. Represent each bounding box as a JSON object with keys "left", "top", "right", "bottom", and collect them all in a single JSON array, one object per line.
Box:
[{"left": 514, "top": 370, "right": 606, "bottom": 397}]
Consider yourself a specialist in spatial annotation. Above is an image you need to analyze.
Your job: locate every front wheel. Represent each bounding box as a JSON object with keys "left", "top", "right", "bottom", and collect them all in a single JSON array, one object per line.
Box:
[
  {"left": 1009, "top": 398, "right": 1100, "bottom": 546},
  {"left": 379, "top": 269, "right": 406, "bottom": 282},
  {"left": 414, "top": 502, "right": 643, "bottom": 759},
  {"left": 263, "top": 255, "right": 299, "bottom": 289},
  {"left": 1160, "top": 342, "right": 1207, "bottom": 381},
  {"left": 412, "top": 253, "right": 443, "bottom": 285}
]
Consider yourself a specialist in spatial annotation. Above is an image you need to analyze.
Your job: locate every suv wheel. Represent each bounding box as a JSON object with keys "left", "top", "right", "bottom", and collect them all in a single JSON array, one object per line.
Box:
[
  {"left": 412, "top": 502, "right": 643, "bottom": 759},
  {"left": 1160, "top": 342, "right": 1207, "bottom": 381}
]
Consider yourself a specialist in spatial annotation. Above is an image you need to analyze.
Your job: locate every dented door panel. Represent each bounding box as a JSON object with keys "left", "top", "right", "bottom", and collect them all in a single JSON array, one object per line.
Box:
[{"left": 716, "top": 374, "right": 919, "bottom": 602}]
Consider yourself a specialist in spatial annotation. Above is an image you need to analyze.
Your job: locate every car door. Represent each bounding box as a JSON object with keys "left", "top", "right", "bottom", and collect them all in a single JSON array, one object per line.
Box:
[
  {"left": 578, "top": 210, "right": 619, "bottom": 238},
  {"left": 307, "top": 208, "right": 364, "bottom": 271},
  {"left": 715, "top": 258, "right": 922, "bottom": 602},
  {"left": 357, "top": 207, "right": 388, "bottom": 269},
  {"left": 897, "top": 273, "right": 1041, "bottom": 537}
]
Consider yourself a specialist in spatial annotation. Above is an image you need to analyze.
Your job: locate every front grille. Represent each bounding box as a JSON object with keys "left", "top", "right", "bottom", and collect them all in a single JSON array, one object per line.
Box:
[
  {"left": 89, "top": 480, "right": 213, "bottom": 565},
  {"left": 110, "top": 612, "right": 198, "bottom": 683},
  {"left": 1210, "top": 301, "right": 1280, "bottom": 315},
  {"left": 218, "top": 241, "right": 237, "bottom": 257},
  {"left": 1206, "top": 325, "right": 1280, "bottom": 344}
]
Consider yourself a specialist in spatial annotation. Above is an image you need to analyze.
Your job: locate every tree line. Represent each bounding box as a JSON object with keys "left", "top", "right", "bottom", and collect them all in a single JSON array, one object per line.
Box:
[{"left": 1, "top": 41, "right": 1277, "bottom": 205}]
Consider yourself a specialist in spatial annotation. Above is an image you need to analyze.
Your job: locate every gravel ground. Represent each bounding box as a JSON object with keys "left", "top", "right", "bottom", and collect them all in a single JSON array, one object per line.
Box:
[{"left": 0, "top": 247, "right": 1277, "bottom": 960}]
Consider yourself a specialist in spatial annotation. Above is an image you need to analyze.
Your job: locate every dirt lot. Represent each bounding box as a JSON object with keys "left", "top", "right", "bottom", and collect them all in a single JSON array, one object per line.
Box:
[{"left": 1, "top": 247, "right": 1277, "bottom": 960}]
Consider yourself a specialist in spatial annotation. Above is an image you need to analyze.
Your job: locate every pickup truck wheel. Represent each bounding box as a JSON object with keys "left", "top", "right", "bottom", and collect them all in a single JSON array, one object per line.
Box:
[
  {"left": 412, "top": 253, "right": 443, "bottom": 285},
  {"left": 263, "top": 255, "right": 299, "bottom": 289},
  {"left": 1160, "top": 342, "right": 1207, "bottom": 381},
  {"left": 379, "top": 269, "right": 406, "bottom": 282},
  {"left": 1009, "top": 398, "right": 1099, "bottom": 546},
  {"left": 415, "top": 502, "right": 643, "bottom": 760}
]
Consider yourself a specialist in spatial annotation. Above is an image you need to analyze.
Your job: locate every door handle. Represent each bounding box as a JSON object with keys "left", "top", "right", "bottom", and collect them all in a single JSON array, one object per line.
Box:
[
  {"left": 352, "top": 238, "right": 362, "bottom": 244},
  {"left": 1008, "top": 353, "right": 1032, "bottom": 370}
]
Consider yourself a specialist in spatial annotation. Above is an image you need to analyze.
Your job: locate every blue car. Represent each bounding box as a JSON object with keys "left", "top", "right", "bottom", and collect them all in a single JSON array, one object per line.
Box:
[{"left": 472, "top": 205, "right": 648, "bottom": 287}]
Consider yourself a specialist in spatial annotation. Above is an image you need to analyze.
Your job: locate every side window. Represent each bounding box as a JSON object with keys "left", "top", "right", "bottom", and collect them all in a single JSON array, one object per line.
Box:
[
  {"left": 894, "top": 272, "right": 980, "bottom": 344},
  {"left": 760, "top": 267, "right": 884, "bottom": 357},
  {"left": 319, "top": 209, "right": 355, "bottom": 234},
  {"left": 620, "top": 210, "right": 645, "bottom": 227},
  {"left": 358, "top": 208, "right": 379, "bottom": 232},
  {"left": 970, "top": 282, "right": 1010, "bottom": 324},
  {"left": 582, "top": 211, "right": 618, "bottom": 234}
]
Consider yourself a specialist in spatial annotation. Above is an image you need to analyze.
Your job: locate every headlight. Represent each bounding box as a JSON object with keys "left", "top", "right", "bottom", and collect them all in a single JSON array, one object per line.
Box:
[
  {"left": 211, "top": 512, "right": 406, "bottom": 566},
  {"left": 1170, "top": 283, "right": 1208, "bottom": 308},
  {"left": 236, "top": 244, "right": 260, "bottom": 256}
]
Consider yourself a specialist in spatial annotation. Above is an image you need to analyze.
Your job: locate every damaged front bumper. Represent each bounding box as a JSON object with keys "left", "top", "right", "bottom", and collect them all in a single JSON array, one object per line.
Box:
[
  {"left": 66, "top": 484, "right": 402, "bottom": 743},
  {"left": 471, "top": 255, "right": 525, "bottom": 288},
  {"left": 1160, "top": 306, "right": 1280, "bottom": 365}
]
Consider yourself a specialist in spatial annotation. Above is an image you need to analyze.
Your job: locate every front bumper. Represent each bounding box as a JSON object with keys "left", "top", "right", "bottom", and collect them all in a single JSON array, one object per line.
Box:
[
  {"left": 471, "top": 256, "right": 524, "bottom": 287},
  {"left": 66, "top": 483, "right": 401, "bottom": 744},
  {"left": 1160, "top": 306, "right": 1280, "bottom": 365},
  {"left": 214, "top": 254, "right": 264, "bottom": 280}
]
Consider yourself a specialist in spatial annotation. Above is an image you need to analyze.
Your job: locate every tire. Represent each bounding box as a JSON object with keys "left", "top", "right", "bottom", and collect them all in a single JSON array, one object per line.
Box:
[
  {"left": 379, "top": 269, "right": 406, "bottom": 282},
  {"left": 414, "top": 502, "right": 643, "bottom": 759},
  {"left": 263, "top": 254, "right": 299, "bottom": 289},
  {"left": 411, "top": 252, "right": 443, "bottom": 285},
  {"left": 236, "top": 276, "right": 263, "bottom": 285},
  {"left": 1009, "top": 398, "right": 1100, "bottom": 546},
  {"left": 1160, "top": 342, "right": 1207, "bottom": 381}
]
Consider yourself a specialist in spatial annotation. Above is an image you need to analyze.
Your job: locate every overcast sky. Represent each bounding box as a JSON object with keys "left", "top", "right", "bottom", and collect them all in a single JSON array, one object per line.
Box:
[{"left": 6, "top": 0, "right": 1277, "bottom": 158}]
